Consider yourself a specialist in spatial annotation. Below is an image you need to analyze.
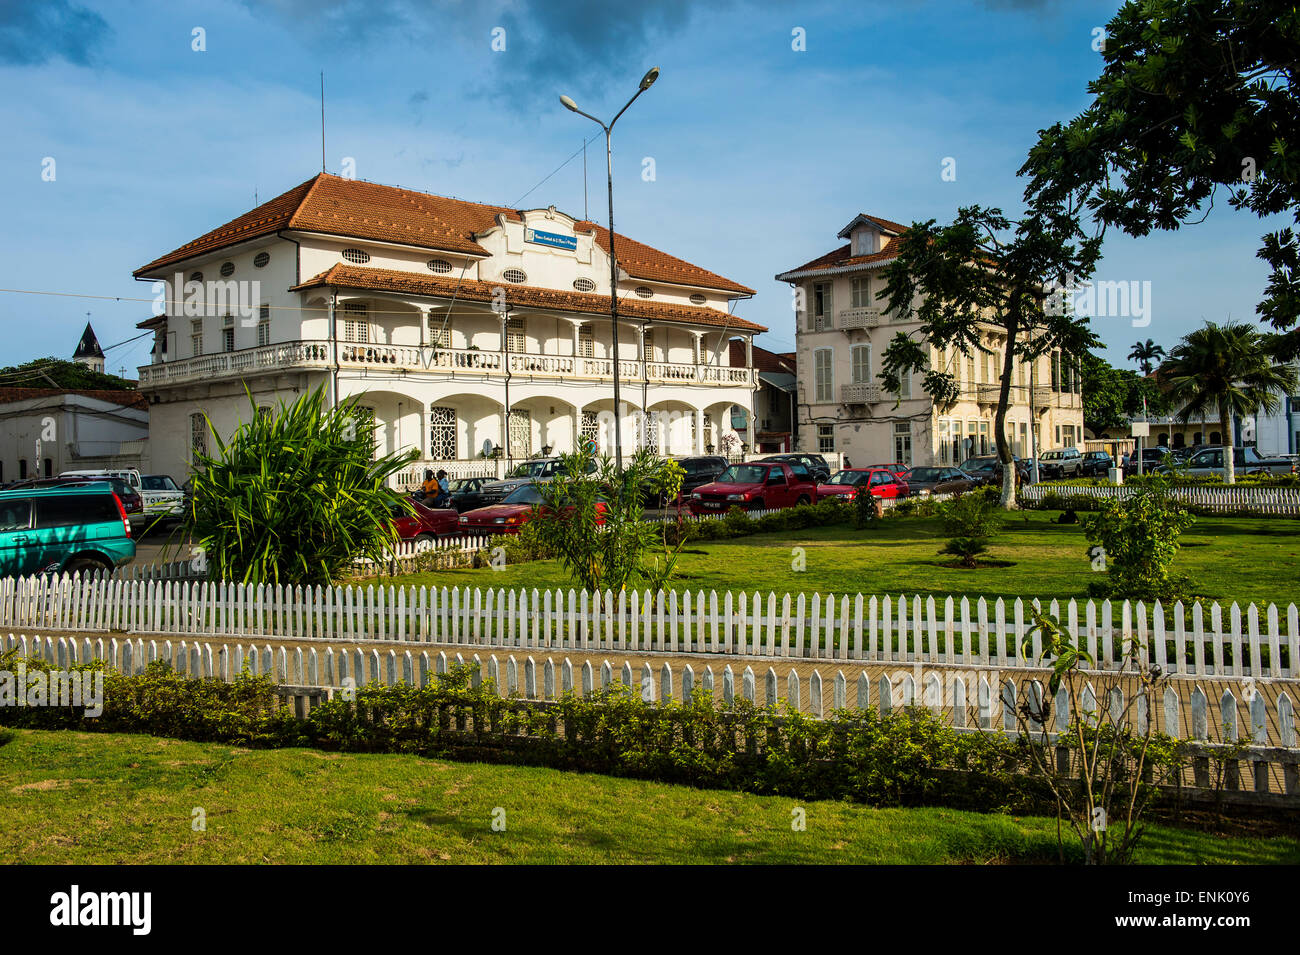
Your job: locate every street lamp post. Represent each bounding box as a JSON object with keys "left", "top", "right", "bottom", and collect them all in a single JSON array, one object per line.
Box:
[{"left": 560, "top": 66, "right": 660, "bottom": 473}]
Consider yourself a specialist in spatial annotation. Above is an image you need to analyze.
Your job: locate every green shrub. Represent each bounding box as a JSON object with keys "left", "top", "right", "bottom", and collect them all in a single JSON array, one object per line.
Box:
[
  {"left": 938, "top": 493, "right": 1004, "bottom": 567},
  {"left": 722, "top": 505, "right": 754, "bottom": 536},
  {"left": 531, "top": 446, "right": 680, "bottom": 592},
  {"left": 0, "top": 652, "right": 1042, "bottom": 811},
  {"left": 1082, "top": 479, "right": 1196, "bottom": 600},
  {"left": 184, "top": 387, "right": 416, "bottom": 586}
]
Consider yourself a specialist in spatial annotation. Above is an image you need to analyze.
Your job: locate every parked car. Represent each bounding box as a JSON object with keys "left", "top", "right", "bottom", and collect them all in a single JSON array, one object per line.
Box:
[
  {"left": 1037, "top": 447, "right": 1084, "bottom": 480},
  {"left": 140, "top": 474, "right": 185, "bottom": 518},
  {"left": 389, "top": 496, "right": 460, "bottom": 541},
  {"left": 758, "top": 453, "right": 832, "bottom": 483},
  {"left": 457, "top": 483, "right": 608, "bottom": 535},
  {"left": 59, "top": 467, "right": 168, "bottom": 511},
  {"left": 10, "top": 476, "right": 143, "bottom": 516},
  {"left": 815, "top": 467, "right": 908, "bottom": 501},
  {"left": 0, "top": 482, "right": 136, "bottom": 577},
  {"left": 447, "top": 476, "right": 494, "bottom": 512},
  {"left": 642, "top": 455, "right": 729, "bottom": 507},
  {"left": 1159, "top": 445, "right": 1297, "bottom": 478},
  {"left": 1080, "top": 451, "right": 1114, "bottom": 478},
  {"left": 898, "top": 466, "right": 976, "bottom": 497},
  {"left": 688, "top": 461, "right": 816, "bottom": 514},
  {"left": 1123, "top": 446, "right": 1172, "bottom": 476},
  {"left": 960, "top": 456, "right": 1030, "bottom": 487},
  {"left": 477, "top": 457, "right": 597, "bottom": 506}
]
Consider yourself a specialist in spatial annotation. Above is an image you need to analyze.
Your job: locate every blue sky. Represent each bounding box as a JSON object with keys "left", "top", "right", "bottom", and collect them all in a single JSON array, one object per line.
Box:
[{"left": 0, "top": 0, "right": 1284, "bottom": 377}]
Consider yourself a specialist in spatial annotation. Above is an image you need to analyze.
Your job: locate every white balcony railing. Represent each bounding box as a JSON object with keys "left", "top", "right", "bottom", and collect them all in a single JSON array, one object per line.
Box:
[
  {"left": 138, "top": 340, "right": 754, "bottom": 389},
  {"left": 837, "top": 307, "right": 882, "bottom": 330},
  {"left": 841, "top": 382, "right": 882, "bottom": 404}
]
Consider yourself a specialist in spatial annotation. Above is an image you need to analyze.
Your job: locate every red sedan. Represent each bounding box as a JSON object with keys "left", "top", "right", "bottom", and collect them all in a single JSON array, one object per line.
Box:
[
  {"left": 457, "top": 483, "right": 607, "bottom": 535},
  {"left": 815, "top": 468, "right": 908, "bottom": 501},
  {"left": 391, "top": 496, "right": 460, "bottom": 541}
]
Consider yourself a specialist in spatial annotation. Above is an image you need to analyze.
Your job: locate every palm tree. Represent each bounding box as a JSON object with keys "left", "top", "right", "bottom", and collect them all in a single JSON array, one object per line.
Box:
[
  {"left": 1127, "top": 338, "right": 1165, "bottom": 376},
  {"left": 1158, "top": 321, "right": 1298, "bottom": 484}
]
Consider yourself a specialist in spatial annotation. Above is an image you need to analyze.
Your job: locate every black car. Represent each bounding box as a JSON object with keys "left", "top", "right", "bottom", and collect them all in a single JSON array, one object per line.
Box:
[
  {"left": 640, "top": 455, "right": 728, "bottom": 507},
  {"left": 447, "top": 476, "right": 494, "bottom": 512},
  {"left": 1123, "top": 446, "right": 1172, "bottom": 476},
  {"left": 899, "top": 466, "right": 977, "bottom": 497},
  {"left": 759, "top": 453, "right": 831, "bottom": 483},
  {"left": 960, "top": 456, "right": 1030, "bottom": 487},
  {"left": 1081, "top": 451, "right": 1113, "bottom": 477}
]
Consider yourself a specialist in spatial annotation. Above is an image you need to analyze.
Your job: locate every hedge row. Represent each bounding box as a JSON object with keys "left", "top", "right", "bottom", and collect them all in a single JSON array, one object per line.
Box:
[{"left": 3, "top": 649, "right": 1048, "bottom": 812}]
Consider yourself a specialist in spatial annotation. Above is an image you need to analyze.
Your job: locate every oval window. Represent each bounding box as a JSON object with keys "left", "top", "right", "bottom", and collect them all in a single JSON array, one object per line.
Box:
[
  {"left": 342, "top": 248, "right": 370, "bottom": 264},
  {"left": 573, "top": 278, "right": 596, "bottom": 292},
  {"left": 634, "top": 286, "right": 654, "bottom": 299},
  {"left": 189, "top": 271, "right": 203, "bottom": 283},
  {"left": 502, "top": 269, "right": 527, "bottom": 284},
  {"left": 219, "top": 261, "right": 235, "bottom": 277},
  {"left": 689, "top": 293, "right": 706, "bottom": 305},
  {"left": 427, "top": 259, "right": 453, "bottom": 274},
  {"left": 253, "top": 251, "right": 270, "bottom": 268}
]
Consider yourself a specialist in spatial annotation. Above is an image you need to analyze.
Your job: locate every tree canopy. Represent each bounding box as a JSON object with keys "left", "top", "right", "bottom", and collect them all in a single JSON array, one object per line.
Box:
[
  {"left": 877, "top": 204, "right": 1101, "bottom": 507},
  {"left": 1158, "top": 320, "right": 1297, "bottom": 483},
  {"left": 0, "top": 357, "right": 135, "bottom": 391},
  {"left": 1020, "top": 0, "right": 1300, "bottom": 357}
]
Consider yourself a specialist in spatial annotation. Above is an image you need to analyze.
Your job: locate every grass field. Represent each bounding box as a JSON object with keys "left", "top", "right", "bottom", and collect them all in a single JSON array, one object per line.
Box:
[
  {"left": 2, "top": 728, "right": 1295, "bottom": 864},
  {"left": 385, "top": 512, "right": 1300, "bottom": 607}
]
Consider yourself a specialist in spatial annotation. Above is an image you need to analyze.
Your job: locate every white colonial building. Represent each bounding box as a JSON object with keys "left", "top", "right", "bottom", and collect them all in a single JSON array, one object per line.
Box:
[
  {"left": 133, "top": 174, "right": 763, "bottom": 483},
  {"left": 777, "top": 213, "right": 1085, "bottom": 467}
]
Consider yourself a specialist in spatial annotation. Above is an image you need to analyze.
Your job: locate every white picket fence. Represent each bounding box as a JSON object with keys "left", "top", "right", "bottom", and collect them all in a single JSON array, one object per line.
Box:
[
  {"left": 6, "top": 630, "right": 1296, "bottom": 758},
  {"left": 1024, "top": 483, "right": 1300, "bottom": 515},
  {"left": 350, "top": 534, "right": 492, "bottom": 576},
  {"left": 0, "top": 573, "right": 1295, "bottom": 682}
]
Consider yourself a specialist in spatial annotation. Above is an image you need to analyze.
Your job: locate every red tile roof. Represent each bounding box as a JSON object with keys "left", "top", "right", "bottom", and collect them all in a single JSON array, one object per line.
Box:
[
  {"left": 729, "top": 340, "right": 795, "bottom": 373},
  {"left": 0, "top": 388, "right": 148, "bottom": 410},
  {"left": 574, "top": 221, "right": 754, "bottom": 295},
  {"left": 778, "top": 240, "right": 905, "bottom": 278},
  {"left": 135, "top": 173, "right": 753, "bottom": 294},
  {"left": 291, "top": 263, "right": 768, "bottom": 333}
]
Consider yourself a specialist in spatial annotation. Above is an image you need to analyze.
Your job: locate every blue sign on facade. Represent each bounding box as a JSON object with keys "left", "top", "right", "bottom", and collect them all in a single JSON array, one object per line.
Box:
[{"left": 525, "top": 228, "right": 578, "bottom": 251}]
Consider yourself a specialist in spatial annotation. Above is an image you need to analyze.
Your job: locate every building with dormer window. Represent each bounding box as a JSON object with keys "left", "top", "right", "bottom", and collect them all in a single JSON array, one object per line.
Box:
[
  {"left": 776, "top": 213, "right": 1084, "bottom": 467},
  {"left": 133, "top": 174, "right": 763, "bottom": 482}
]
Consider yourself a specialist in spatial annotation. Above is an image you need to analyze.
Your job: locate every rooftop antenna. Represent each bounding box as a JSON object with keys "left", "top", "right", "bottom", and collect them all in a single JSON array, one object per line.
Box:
[
  {"left": 582, "top": 139, "right": 588, "bottom": 221},
  {"left": 320, "top": 71, "right": 326, "bottom": 173}
]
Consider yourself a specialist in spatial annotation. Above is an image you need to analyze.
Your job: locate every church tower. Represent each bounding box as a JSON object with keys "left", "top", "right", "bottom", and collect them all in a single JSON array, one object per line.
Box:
[{"left": 72, "top": 321, "right": 105, "bottom": 374}]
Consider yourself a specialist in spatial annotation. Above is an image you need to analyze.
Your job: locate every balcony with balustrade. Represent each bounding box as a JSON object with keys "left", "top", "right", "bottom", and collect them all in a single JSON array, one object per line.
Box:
[
  {"left": 137, "top": 340, "right": 755, "bottom": 389},
  {"left": 840, "top": 382, "right": 882, "bottom": 404},
  {"left": 837, "top": 307, "right": 882, "bottom": 330},
  {"left": 1033, "top": 386, "right": 1082, "bottom": 410}
]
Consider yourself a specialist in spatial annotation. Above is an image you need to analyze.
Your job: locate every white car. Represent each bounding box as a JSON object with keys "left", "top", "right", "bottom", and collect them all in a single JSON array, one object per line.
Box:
[{"left": 59, "top": 468, "right": 184, "bottom": 518}]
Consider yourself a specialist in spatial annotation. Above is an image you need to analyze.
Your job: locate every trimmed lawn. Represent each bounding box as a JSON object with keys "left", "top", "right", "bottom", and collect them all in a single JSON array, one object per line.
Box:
[
  {"left": 386, "top": 512, "right": 1300, "bottom": 607},
  {"left": 1, "top": 728, "right": 1294, "bottom": 864}
]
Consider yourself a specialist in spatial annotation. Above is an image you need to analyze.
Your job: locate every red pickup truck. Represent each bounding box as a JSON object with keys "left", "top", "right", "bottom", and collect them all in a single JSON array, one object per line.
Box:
[{"left": 688, "top": 461, "right": 817, "bottom": 515}]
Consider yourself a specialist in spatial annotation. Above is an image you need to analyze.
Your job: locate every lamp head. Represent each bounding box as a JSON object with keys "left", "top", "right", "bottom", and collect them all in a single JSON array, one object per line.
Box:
[
  {"left": 559, "top": 94, "right": 578, "bottom": 112},
  {"left": 639, "top": 67, "right": 660, "bottom": 90}
]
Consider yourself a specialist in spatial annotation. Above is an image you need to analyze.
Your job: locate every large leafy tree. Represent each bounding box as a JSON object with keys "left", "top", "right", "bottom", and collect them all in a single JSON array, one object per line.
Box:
[
  {"left": 1021, "top": 0, "right": 1300, "bottom": 357},
  {"left": 184, "top": 387, "right": 416, "bottom": 585},
  {"left": 1157, "top": 320, "right": 1297, "bottom": 483},
  {"left": 878, "top": 205, "right": 1102, "bottom": 508}
]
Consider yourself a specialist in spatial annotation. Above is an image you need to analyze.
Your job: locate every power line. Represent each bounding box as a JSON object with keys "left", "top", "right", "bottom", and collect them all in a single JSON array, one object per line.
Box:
[{"left": 512, "top": 134, "right": 602, "bottom": 209}]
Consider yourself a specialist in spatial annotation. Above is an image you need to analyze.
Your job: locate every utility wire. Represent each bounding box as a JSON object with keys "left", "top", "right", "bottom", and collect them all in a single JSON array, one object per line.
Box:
[{"left": 512, "top": 134, "right": 602, "bottom": 209}]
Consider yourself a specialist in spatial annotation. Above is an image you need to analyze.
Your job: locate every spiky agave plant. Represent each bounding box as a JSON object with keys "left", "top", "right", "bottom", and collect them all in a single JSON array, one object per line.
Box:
[{"left": 184, "top": 387, "right": 417, "bottom": 586}]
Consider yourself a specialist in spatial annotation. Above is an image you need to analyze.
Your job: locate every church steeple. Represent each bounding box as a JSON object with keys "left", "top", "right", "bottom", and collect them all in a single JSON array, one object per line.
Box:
[{"left": 73, "top": 321, "right": 105, "bottom": 373}]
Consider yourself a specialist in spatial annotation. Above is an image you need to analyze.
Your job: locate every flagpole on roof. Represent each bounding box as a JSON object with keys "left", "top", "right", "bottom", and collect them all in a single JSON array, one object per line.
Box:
[{"left": 320, "top": 71, "right": 326, "bottom": 173}]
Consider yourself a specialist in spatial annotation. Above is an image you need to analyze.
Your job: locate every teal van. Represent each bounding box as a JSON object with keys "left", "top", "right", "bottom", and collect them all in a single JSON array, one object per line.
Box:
[{"left": 0, "top": 483, "right": 136, "bottom": 578}]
